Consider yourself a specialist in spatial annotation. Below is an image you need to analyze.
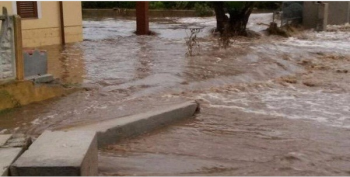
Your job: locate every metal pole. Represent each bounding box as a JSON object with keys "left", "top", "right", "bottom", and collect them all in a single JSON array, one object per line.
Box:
[
  {"left": 136, "top": 1, "right": 149, "bottom": 35},
  {"left": 59, "top": 1, "right": 65, "bottom": 45},
  {"left": 14, "top": 15, "right": 24, "bottom": 80}
]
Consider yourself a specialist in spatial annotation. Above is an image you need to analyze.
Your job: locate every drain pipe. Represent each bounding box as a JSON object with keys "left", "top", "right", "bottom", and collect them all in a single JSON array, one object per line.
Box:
[{"left": 59, "top": 1, "right": 65, "bottom": 45}]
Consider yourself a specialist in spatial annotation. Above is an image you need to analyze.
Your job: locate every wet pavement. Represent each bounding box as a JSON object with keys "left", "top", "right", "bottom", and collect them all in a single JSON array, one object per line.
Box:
[{"left": 1, "top": 13, "right": 350, "bottom": 175}]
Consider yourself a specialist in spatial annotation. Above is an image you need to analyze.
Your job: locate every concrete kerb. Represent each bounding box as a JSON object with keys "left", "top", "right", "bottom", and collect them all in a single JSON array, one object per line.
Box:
[
  {"left": 8, "top": 100, "right": 199, "bottom": 176},
  {"left": 65, "top": 100, "right": 200, "bottom": 148}
]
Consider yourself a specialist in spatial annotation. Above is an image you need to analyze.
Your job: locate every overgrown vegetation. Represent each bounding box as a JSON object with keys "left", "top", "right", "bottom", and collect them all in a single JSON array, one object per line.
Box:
[
  {"left": 82, "top": 1, "right": 198, "bottom": 9},
  {"left": 194, "top": 3, "right": 213, "bottom": 16},
  {"left": 82, "top": 2, "right": 136, "bottom": 9},
  {"left": 82, "top": 1, "right": 282, "bottom": 47},
  {"left": 82, "top": 1, "right": 281, "bottom": 18},
  {"left": 82, "top": 1, "right": 280, "bottom": 10},
  {"left": 185, "top": 28, "right": 201, "bottom": 56}
]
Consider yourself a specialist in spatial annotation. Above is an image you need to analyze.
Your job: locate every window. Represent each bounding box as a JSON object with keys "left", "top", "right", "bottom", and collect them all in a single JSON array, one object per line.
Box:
[{"left": 16, "top": 1, "right": 38, "bottom": 19}]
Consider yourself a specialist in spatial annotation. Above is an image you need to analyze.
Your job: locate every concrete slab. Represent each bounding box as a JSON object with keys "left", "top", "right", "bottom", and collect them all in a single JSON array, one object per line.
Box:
[
  {"left": 0, "top": 148, "right": 22, "bottom": 176},
  {"left": 67, "top": 101, "right": 199, "bottom": 148},
  {"left": 25, "top": 74, "right": 54, "bottom": 83},
  {"left": 0, "top": 135, "right": 12, "bottom": 147},
  {"left": 10, "top": 131, "right": 98, "bottom": 176}
]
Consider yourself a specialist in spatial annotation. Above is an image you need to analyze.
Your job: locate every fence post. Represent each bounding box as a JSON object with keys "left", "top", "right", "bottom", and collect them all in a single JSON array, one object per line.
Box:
[
  {"left": 13, "top": 15, "right": 24, "bottom": 80},
  {"left": 322, "top": 3, "right": 329, "bottom": 31},
  {"left": 317, "top": 3, "right": 328, "bottom": 31}
]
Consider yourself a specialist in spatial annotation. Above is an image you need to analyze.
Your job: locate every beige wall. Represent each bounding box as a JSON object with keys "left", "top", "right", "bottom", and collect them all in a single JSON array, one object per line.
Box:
[
  {"left": 0, "top": 1, "right": 13, "bottom": 14},
  {"left": 303, "top": 2, "right": 350, "bottom": 29},
  {"left": 303, "top": 2, "right": 319, "bottom": 29},
  {"left": 0, "top": 1, "right": 83, "bottom": 47},
  {"left": 326, "top": 1, "right": 350, "bottom": 25},
  {"left": 62, "top": 1, "right": 83, "bottom": 43}
]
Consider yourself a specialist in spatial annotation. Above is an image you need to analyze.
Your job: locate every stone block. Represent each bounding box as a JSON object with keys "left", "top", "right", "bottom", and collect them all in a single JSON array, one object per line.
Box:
[
  {"left": 0, "top": 148, "right": 23, "bottom": 176},
  {"left": 10, "top": 131, "right": 97, "bottom": 176}
]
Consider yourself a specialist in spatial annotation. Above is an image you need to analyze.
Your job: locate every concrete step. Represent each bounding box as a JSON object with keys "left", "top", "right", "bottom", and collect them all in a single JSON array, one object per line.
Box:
[
  {"left": 10, "top": 131, "right": 98, "bottom": 176},
  {"left": 0, "top": 134, "right": 31, "bottom": 176},
  {"left": 0, "top": 148, "right": 23, "bottom": 176}
]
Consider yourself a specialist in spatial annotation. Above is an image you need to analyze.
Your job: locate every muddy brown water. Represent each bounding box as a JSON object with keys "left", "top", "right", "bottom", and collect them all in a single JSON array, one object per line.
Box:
[
  {"left": 1, "top": 14, "right": 350, "bottom": 175},
  {"left": 101, "top": 105, "right": 350, "bottom": 176},
  {"left": 0, "top": 13, "right": 285, "bottom": 134}
]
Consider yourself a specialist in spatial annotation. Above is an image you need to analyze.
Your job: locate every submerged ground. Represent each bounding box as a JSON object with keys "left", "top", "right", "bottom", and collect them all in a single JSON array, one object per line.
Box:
[{"left": 1, "top": 13, "right": 350, "bottom": 175}]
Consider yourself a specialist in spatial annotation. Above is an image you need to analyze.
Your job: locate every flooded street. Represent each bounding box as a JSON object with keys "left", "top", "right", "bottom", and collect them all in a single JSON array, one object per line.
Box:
[
  {"left": 0, "top": 13, "right": 284, "bottom": 134},
  {"left": 1, "top": 13, "right": 350, "bottom": 175}
]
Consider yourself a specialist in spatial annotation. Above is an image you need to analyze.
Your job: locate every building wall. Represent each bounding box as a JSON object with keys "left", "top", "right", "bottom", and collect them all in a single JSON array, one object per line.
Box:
[
  {"left": 303, "top": 1, "right": 350, "bottom": 29},
  {"left": 326, "top": 1, "right": 350, "bottom": 25},
  {"left": 0, "top": 1, "right": 83, "bottom": 48},
  {"left": 62, "top": 1, "right": 83, "bottom": 43},
  {"left": 0, "top": 1, "right": 12, "bottom": 14},
  {"left": 21, "top": 1, "right": 61, "bottom": 47},
  {"left": 302, "top": 2, "right": 319, "bottom": 29}
]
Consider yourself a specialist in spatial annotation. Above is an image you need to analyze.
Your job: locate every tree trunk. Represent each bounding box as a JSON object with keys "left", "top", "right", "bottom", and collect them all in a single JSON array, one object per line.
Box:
[
  {"left": 213, "top": 2, "right": 255, "bottom": 36},
  {"left": 228, "top": 2, "right": 255, "bottom": 36},
  {"left": 213, "top": 2, "right": 227, "bottom": 34}
]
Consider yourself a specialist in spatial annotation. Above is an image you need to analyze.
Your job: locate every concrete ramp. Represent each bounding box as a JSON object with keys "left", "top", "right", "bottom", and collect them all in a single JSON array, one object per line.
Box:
[{"left": 67, "top": 101, "right": 199, "bottom": 148}]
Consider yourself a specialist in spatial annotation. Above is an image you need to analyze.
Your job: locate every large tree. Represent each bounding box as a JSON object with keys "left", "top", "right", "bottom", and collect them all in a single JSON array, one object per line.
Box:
[{"left": 213, "top": 1, "right": 255, "bottom": 36}]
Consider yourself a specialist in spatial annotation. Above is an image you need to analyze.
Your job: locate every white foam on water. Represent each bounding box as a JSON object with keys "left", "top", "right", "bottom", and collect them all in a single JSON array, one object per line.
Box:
[
  {"left": 282, "top": 37, "right": 350, "bottom": 53},
  {"left": 176, "top": 17, "right": 216, "bottom": 25},
  {"left": 197, "top": 88, "right": 350, "bottom": 129},
  {"left": 176, "top": 13, "right": 274, "bottom": 33},
  {"left": 31, "top": 118, "right": 41, "bottom": 125}
]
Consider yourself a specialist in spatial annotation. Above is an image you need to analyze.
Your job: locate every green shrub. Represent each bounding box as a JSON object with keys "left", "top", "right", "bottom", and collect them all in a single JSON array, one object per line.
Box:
[
  {"left": 194, "top": 3, "right": 213, "bottom": 17},
  {"left": 150, "top": 1, "right": 165, "bottom": 9}
]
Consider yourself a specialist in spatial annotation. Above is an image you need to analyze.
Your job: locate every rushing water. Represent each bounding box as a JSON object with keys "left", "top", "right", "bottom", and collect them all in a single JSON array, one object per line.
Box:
[
  {"left": 1, "top": 13, "right": 350, "bottom": 175},
  {"left": 0, "top": 13, "right": 292, "bottom": 133}
]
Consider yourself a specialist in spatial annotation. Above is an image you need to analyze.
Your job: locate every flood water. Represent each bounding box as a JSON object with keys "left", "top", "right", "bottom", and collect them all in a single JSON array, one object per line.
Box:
[
  {"left": 0, "top": 13, "right": 280, "bottom": 133},
  {"left": 1, "top": 13, "right": 350, "bottom": 175}
]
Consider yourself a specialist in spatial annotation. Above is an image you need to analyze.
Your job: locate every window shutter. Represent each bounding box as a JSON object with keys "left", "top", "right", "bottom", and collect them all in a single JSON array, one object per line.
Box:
[{"left": 16, "top": 1, "right": 38, "bottom": 18}]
